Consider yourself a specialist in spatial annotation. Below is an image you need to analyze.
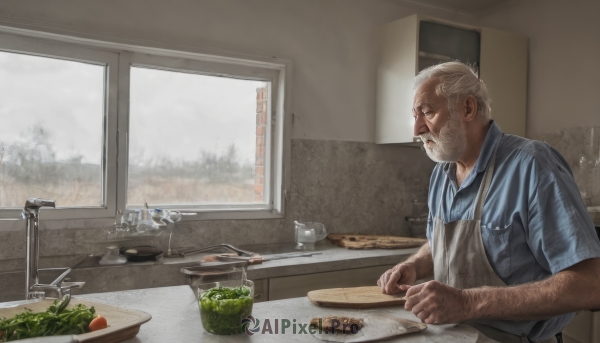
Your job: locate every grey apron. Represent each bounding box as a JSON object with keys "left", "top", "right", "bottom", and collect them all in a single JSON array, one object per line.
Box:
[{"left": 431, "top": 141, "right": 557, "bottom": 343}]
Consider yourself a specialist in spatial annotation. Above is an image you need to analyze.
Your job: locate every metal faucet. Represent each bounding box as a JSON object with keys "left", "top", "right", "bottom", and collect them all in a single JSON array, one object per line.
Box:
[{"left": 21, "top": 198, "right": 85, "bottom": 300}]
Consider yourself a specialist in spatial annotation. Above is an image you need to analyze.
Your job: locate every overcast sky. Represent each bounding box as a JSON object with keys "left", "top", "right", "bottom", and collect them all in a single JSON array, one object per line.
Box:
[
  {"left": 0, "top": 51, "right": 104, "bottom": 164},
  {"left": 130, "top": 67, "right": 263, "bottom": 166},
  {"left": 0, "top": 50, "right": 263, "bottom": 166}
]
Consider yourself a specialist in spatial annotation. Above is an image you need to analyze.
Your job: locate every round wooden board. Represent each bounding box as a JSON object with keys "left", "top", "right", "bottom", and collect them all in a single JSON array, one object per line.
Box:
[{"left": 308, "top": 286, "right": 406, "bottom": 309}]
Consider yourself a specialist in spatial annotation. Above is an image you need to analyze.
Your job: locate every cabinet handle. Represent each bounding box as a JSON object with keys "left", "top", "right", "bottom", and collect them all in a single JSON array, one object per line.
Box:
[{"left": 255, "top": 293, "right": 262, "bottom": 299}]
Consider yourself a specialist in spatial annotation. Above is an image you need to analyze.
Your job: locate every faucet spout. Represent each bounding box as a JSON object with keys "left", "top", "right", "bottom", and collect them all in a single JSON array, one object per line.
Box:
[
  {"left": 24, "top": 198, "right": 56, "bottom": 214},
  {"left": 23, "top": 198, "right": 56, "bottom": 299}
]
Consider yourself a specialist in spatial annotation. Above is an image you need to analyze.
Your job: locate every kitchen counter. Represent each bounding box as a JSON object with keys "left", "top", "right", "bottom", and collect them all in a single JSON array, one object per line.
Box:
[
  {"left": 242, "top": 243, "right": 418, "bottom": 280},
  {"left": 78, "top": 285, "right": 497, "bottom": 343},
  {"left": 0, "top": 242, "right": 419, "bottom": 302}
]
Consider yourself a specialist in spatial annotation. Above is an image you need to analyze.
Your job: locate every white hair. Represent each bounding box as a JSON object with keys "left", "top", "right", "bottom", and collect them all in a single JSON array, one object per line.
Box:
[{"left": 414, "top": 62, "right": 492, "bottom": 122}]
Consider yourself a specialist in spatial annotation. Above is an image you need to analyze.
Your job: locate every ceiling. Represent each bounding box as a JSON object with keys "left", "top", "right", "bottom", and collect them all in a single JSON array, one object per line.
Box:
[{"left": 397, "top": 0, "right": 514, "bottom": 14}]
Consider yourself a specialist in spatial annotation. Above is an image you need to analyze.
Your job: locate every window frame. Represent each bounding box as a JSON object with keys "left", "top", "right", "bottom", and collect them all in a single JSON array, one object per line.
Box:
[
  {"left": 0, "top": 25, "right": 291, "bottom": 221},
  {"left": 0, "top": 31, "right": 119, "bottom": 220},
  {"left": 121, "top": 52, "right": 284, "bottom": 220}
]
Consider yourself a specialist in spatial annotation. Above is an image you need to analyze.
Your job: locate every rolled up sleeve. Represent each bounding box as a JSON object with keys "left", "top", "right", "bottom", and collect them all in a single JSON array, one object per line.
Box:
[{"left": 527, "top": 164, "right": 600, "bottom": 274}]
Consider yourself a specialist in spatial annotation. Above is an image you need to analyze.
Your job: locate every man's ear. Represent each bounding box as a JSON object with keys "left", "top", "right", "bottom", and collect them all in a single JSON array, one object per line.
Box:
[{"left": 462, "top": 95, "right": 478, "bottom": 122}]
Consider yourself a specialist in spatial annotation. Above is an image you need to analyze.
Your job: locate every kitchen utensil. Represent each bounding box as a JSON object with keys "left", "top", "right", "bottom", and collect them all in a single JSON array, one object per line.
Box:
[
  {"left": 312, "top": 314, "right": 426, "bottom": 342},
  {"left": 308, "top": 286, "right": 406, "bottom": 309},
  {"left": 214, "top": 252, "right": 323, "bottom": 264},
  {"left": 267, "top": 252, "right": 323, "bottom": 260},
  {"left": 327, "top": 234, "right": 427, "bottom": 249},
  {"left": 175, "top": 244, "right": 256, "bottom": 257},
  {"left": 209, "top": 253, "right": 265, "bottom": 264},
  {"left": 119, "top": 246, "right": 163, "bottom": 262},
  {"left": 195, "top": 279, "right": 254, "bottom": 335},
  {"left": 0, "top": 297, "right": 151, "bottom": 343}
]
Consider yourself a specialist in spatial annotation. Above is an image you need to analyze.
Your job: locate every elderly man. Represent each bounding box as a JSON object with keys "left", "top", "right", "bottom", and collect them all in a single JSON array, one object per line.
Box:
[{"left": 377, "top": 62, "right": 600, "bottom": 343}]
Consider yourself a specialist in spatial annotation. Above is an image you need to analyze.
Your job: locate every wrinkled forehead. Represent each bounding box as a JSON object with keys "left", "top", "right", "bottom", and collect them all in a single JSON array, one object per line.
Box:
[{"left": 413, "top": 78, "right": 443, "bottom": 109}]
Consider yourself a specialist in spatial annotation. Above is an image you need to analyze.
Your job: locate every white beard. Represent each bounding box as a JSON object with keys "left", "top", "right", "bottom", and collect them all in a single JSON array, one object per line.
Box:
[{"left": 420, "top": 112, "right": 467, "bottom": 163}]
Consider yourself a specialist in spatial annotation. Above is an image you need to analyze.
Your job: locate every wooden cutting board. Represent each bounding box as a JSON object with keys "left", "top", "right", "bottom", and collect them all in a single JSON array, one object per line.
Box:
[
  {"left": 308, "top": 286, "right": 406, "bottom": 309},
  {"left": 0, "top": 298, "right": 151, "bottom": 343},
  {"left": 327, "top": 234, "right": 427, "bottom": 249},
  {"left": 312, "top": 314, "right": 426, "bottom": 342}
]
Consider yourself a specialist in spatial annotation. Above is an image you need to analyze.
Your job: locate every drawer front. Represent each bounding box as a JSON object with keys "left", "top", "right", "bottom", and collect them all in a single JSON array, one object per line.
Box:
[
  {"left": 269, "top": 264, "right": 394, "bottom": 301},
  {"left": 251, "top": 279, "right": 269, "bottom": 303}
]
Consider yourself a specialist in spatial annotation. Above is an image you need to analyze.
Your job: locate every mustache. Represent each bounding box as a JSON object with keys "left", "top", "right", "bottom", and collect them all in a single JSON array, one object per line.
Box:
[{"left": 420, "top": 133, "right": 436, "bottom": 143}]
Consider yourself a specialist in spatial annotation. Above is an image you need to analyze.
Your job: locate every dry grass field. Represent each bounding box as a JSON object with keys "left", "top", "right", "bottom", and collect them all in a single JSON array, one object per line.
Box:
[
  {"left": 0, "top": 139, "right": 258, "bottom": 208},
  {"left": 0, "top": 177, "right": 256, "bottom": 208}
]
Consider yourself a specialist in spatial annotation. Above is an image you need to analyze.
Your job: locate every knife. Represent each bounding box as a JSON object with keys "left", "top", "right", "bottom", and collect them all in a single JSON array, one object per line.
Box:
[
  {"left": 216, "top": 252, "right": 322, "bottom": 264},
  {"left": 265, "top": 252, "right": 323, "bottom": 261}
]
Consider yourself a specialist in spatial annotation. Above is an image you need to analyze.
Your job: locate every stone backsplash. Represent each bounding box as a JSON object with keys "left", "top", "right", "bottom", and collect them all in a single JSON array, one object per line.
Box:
[
  {"left": 532, "top": 126, "right": 600, "bottom": 208},
  {"left": 3, "top": 126, "right": 596, "bottom": 272},
  {"left": 0, "top": 139, "right": 435, "bottom": 271}
]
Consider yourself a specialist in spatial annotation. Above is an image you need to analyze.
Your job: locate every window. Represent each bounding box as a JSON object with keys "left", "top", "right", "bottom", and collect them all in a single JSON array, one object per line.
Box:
[
  {"left": 0, "top": 29, "right": 289, "bottom": 220},
  {"left": 128, "top": 67, "right": 269, "bottom": 207},
  {"left": 0, "top": 51, "right": 104, "bottom": 207}
]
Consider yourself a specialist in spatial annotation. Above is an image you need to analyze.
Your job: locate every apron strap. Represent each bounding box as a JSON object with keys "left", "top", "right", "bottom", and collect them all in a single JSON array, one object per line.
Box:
[{"left": 472, "top": 136, "right": 503, "bottom": 221}]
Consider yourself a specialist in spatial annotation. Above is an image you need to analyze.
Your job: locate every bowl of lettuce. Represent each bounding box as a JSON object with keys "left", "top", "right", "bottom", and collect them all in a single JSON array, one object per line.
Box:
[{"left": 197, "top": 280, "right": 254, "bottom": 335}]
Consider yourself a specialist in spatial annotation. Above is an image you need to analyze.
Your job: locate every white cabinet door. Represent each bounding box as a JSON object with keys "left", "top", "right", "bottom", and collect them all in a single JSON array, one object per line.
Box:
[
  {"left": 480, "top": 28, "right": 528, "bottom": 138},
  {"left": 375, "top": 15, "right": 418, "bottom": 144}
]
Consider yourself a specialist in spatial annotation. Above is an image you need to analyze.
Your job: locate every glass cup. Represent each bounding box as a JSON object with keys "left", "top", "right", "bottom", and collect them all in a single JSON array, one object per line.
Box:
[
  {"left": 294, "top": 221, "right": 327, "bottom": 248},
  {"left": 196, "top": 279, "right": 254, "bottom": 335},
  {"left": 99, "top": 245, "right": 127, "bottom": 265}
]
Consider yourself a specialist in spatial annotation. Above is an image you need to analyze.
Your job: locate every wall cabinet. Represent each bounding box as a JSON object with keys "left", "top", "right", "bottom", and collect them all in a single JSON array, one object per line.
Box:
[{"left": 374, "top": 14, "right": 528, "bottom": 144}]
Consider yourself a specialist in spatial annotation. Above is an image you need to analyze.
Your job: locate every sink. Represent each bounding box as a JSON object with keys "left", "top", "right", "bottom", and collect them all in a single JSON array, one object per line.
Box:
[
  {"left": 70, "top": 254, "right": 104, "bottom": 269},
  {"left": 239, "top": 240, "right": 333, "bottom": 256}
]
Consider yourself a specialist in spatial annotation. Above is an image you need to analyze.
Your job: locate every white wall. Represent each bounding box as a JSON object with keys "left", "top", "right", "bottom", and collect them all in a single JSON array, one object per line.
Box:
[
  {"left": 478, "top": 0, "right": 600, "bottom": 136},
  {"left": 0, "top": 0, "right": 476, "bottom": 142}
]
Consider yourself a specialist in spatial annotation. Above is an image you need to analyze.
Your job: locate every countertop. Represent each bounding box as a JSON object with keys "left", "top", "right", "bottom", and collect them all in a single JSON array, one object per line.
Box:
[
  {"left": 78, "top": 285, "right": 497, "bottom": 343},
  {"left": 241, "top": 242, "right": 419, "bottom": 280},
  {"left": 0, "top": 242, "right": 419, "bottom": 302}
]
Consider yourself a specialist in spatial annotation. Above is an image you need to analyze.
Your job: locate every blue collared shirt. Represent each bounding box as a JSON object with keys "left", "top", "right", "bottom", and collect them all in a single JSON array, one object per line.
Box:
[{"left": 426, "top": 121, "right": 600, "bottom": 341}]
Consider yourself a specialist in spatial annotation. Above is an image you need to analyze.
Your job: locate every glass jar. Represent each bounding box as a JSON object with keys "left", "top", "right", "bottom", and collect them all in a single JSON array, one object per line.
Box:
[{"left": 196, "top": 279, "right": 254, "bottom": 335}]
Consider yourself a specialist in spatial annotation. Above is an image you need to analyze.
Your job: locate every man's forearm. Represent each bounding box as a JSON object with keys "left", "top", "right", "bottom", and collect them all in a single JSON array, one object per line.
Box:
[
  {"left": 465, "top": 258, "right": 600, "bottom": 321},
  {"left": 405, "top": 242, "right": 434, "bottom": 281}
]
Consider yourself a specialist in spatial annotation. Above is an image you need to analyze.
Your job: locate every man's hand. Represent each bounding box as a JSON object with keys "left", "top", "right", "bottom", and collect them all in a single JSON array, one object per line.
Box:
[
  {"left": 377, "top": 262, "right": 417, "bottom": 294},
  {"left": 404, "top": 280, "right": 474, "bottom": 324}
]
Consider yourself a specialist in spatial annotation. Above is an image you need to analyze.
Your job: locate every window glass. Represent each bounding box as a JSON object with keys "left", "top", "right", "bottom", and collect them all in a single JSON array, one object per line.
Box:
[
  {"left": 128, "top": 67, "right": 268, "bottom": 206},
  {"left": 0, "top": 51, "right": 105, "bottom": 207},
  {"left": 418, "top": 21, "right": 480, "bottom": 74}
]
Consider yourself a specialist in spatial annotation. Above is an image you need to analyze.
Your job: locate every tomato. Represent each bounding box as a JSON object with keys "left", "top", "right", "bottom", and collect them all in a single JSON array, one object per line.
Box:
[{"left": 89, "top": 315, "right": 108, "bottom": 332}]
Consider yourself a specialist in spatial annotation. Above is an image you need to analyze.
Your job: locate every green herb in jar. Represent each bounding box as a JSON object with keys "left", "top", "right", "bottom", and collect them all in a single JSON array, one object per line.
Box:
[{"left": 199, "top": 285, "right": 253, "bottom": 335}]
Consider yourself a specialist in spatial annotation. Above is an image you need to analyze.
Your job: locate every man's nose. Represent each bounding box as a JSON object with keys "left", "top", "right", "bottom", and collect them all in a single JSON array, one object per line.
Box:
[{"left": 413, "top": 114, "right": 429, "bottom": 137}]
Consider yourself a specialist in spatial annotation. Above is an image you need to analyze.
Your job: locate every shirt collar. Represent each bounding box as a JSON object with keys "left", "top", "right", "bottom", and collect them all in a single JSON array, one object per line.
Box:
[
  {"left": 442, "top": 120, "right": 503, "bottom": 188},
  {"left": 473, "top": 120, "right": 503, "bottom": 174}
]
